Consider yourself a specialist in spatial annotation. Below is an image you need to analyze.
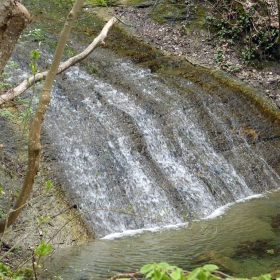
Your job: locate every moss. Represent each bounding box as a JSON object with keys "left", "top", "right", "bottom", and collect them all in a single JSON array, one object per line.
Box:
[
  {"left": 0, "top": 263, "right": 33, "bottom": 279},
  {"left": 17, "top": 268, "right": 34, "bottom": 280}
]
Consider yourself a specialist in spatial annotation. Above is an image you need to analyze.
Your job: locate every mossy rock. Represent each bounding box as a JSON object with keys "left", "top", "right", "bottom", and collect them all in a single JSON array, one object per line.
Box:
[
  {"left": 271, "top": 214, "right": 280, "bottom": 233},
  {"left": 233, "top": 239, "right": 280, "bottom": 259},
  {"left": 194, "top": 251, "right": 240, "bottom": 274},
  {"left": 270, "top": 270, "right": 280, "bottom": 279}
]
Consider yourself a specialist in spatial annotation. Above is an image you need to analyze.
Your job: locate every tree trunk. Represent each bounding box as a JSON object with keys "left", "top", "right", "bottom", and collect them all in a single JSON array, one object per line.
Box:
[
  {"left": 0, "top": 0, "right": 85, "bottom": 233},
  {"left": 0, "top": 0, "right": 31, "bottom": 75},
  {"left": 277, "top": 0, "right": 280, "bottom": 46}
]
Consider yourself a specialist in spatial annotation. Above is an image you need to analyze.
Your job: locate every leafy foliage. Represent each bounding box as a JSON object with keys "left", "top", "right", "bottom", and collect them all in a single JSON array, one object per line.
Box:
[
  {"left": 117, "top": 263, "right": 280, "bottom": 280},
  {"left": 29, "top": 49, "right": 40, "bottom": 75},
  {"left": 205, "top": 0, "right": 279, "bottom": 62},
  {"left": 140, "top": 262, "right": 184, "bottom": 280},
  {"left": 34, "top": 241, "right": 52, "bottom": 257}
]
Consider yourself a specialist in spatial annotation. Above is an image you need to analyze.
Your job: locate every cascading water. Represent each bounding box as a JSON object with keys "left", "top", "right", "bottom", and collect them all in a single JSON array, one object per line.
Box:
[
  {"left": 9, "top": 41, "right": 280, "bottom": 238},
  {"left": 40, "top": 45, "right": 280, "bottom": 237}
]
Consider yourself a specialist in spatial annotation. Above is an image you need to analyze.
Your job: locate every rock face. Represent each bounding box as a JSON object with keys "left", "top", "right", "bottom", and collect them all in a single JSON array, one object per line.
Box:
[
  {"left": 4, "top": 0, "right": 280, "bottom": 239},
  {"left": 10, "top": 2, "right": 280, "bottom": 237},
  {"left": 40, "top": 41, "right": 280, "bottom": 237},
  {"left": 0, "top": 110, "right": 93, "bottom": 268}
]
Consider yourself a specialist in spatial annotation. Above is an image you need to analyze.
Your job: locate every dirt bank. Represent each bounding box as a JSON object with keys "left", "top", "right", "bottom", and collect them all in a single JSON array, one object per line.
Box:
[{"left": 108, "top": 4, "right": 280, "bottom": 109}]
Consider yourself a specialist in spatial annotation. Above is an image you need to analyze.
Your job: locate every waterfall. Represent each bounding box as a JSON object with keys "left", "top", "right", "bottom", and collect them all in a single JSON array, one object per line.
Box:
[
  {"left": 8, "top": 41, "right": 280, "bottom": 238},
  {"left": 41, "top": 47, "right": 280, "bottom": 237}
]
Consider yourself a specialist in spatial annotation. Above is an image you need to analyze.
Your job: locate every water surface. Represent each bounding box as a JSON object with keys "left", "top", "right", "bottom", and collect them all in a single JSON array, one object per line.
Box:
[{"left": 42, "top": 190, "right": 280, "bottom": 279}]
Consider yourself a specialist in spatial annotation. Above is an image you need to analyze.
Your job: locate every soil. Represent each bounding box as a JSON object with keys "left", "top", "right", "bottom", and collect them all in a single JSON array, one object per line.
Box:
[
  {"left": 0, "top": 117, "right": 94, "bottom": 271},
  {"left": 109, "top": 5, "right": 280, "bottom": 109}
]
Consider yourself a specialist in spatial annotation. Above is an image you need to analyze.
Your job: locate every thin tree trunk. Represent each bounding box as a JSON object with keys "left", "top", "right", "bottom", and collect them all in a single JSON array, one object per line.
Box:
[
  {"left": 0, "top": 0, "right": 85, "bottom": 233},
  {"left": 0, "top": 0, "right": 31, "bottom": 75}
]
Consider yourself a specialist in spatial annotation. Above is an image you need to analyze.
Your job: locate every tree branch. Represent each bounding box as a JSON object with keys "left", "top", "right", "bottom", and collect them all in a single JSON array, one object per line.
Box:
[
  {"left": 0, "top": 16, "right": 117, "bottom": 105},
  {"left": 0, "top": 0, "right": 86, "bottom": 233}
]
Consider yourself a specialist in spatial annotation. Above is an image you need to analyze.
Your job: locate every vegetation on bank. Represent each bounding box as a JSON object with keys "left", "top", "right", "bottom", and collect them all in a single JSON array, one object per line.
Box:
[
  {"left": 120, "top": 263, "right": 278, "bottom": 280},
  {"left": 0, "top": 261, "right": 279, "bottom": 280},
  {"left": 147, "top": 0, "right": 280, "bottom": 63},
  {"left": 203, "top": 0, "right": 280, "bottom": 63}
]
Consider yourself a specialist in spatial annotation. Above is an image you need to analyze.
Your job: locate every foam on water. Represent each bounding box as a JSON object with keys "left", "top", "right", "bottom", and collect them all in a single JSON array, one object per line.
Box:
[
  {"left": 101, "top": 193, "right": 264, "bottom": 239},
  {"left": 204, "top": 193, "right": 264, "bottom": 220},
  {"left": 101, "top": 222, "right": 189, "bottom": 240}
]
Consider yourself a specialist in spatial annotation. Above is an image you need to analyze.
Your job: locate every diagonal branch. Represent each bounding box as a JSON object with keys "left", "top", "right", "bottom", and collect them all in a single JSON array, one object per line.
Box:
[
  {"left": 0, "top": 2, "right": 117, "bottom": 234},
  {"left": 0, "top": 16, "right": 117, "bottom": 106}
]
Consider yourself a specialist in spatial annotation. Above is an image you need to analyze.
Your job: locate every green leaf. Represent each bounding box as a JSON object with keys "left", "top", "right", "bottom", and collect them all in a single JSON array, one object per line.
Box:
[
  {"left": 257, "top": 275, "right": 271, "bottom": 280},
  {"left": 118, "top": 279, "right": 131, "bottom": 280},
  {"left": 171, "top": 268, "right": 183, "bottom": 280},
  {"left": 140, "top": 264, "right": 154, "bottom": 274},
  {"left": 30, "top": 49, "right": 40, "bottom": 60},
  {"left": 38, "top": 216, "right": 51, "bottom": 226},
  {"left": 34, "top": 241, "right": 52, "bottom": 256},
  {"left": 157, "top": 262, "right": 171, "bottom": 269},
  {"left": 202, "top": 265, "right": 219, "bottom": 272},
  {"left": 162, "top": 275, "right": 171, "bottom": 280},
  {"left": 154, "top": 269, "right": 163, "bottom": 280},
  {"left": 45, "top": 180, "right": 52, "bottom": 190},
  {"left": 146, "top": 270, "right": 155, "bottom": 278},
  {"left": 198, "top": 272, "right": 207, "bottom": 280},
  {"left": 204, "top": 271, "right": 210, "bottom": 278},
  {"left": 187, "top": 268, "right": 201, "bottom": 280}
]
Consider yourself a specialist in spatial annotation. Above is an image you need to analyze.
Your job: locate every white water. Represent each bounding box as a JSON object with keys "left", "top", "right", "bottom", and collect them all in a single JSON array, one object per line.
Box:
[
  {"left": 43, "top": 53, "right": 280, "bottom": 237},
  {"left": 7, "top": 43, "right": 280, "bottom": 238}
]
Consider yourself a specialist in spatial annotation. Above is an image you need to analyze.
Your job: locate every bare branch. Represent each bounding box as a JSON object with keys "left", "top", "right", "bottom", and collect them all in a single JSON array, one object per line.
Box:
[
  {"left": 0, "top": 0, "right": 86, "bottom": 233},
  {"left": 0, "top": 16, "right": 117, "bottom": 106}
]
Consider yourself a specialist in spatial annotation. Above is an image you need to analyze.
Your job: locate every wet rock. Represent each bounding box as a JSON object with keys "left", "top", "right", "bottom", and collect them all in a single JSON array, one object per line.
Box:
[
  {"left": 135, "top": 1, "right": 154, "bottom": 8},
  {"left": 233, "top": 239, "right": 280, "bottom": 259},
  {"left": 195, "top": 251, "right": 240, "bottom": 274},
  {"left": 271, "top": 214, "right": 280, "bottom": 233}
]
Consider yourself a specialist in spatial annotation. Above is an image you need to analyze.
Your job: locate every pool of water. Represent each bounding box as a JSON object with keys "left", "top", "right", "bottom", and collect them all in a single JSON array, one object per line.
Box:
[{"left": 41, "top": 189, "right": 280, "bottom": 279}]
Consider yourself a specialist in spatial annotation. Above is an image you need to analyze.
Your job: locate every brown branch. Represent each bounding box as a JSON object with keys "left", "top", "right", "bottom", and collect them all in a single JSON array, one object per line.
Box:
[
  {"left": 0, "top": 16, "right": 117, "bottom": 105},
  {"left": 32, "top": 251, "right": 38, "bottom": 280},
  {"left": 108, "top": 271, "right": 143, "bottom": 280},
  {"left": 0, "top": 0, "right": 85, "bottom": 233}
]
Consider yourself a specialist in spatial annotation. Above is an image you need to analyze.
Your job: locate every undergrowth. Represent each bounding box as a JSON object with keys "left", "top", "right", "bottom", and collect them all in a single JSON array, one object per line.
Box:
[{"left": 204, "top": 0, "right": 279, "bottom": 63}]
